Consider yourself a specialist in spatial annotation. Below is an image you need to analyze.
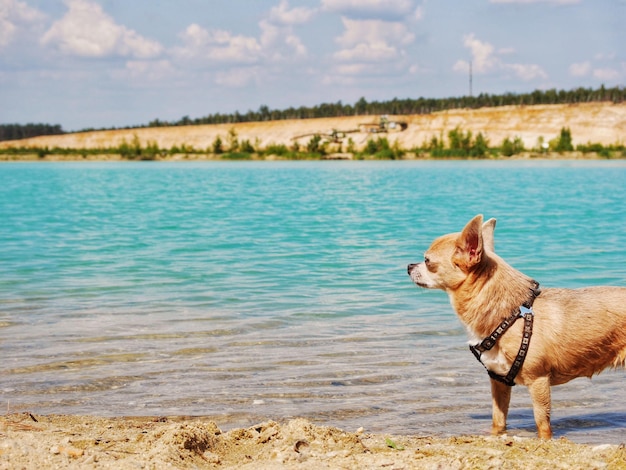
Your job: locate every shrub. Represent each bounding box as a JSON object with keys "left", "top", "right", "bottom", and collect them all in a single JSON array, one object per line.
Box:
[
  {"left": 306, "top": 134, "right": 323, "bottom": 154},
  {"left": 470, "top": 132, "right": 490, "bottom": 157},
  {"left": 227, "top": 128, "right": 239, "bottom": 152},
  {"left": 221, "top": 152, "right": 252, "bottom": 160},
  {"left": 501, "top": 136, "right": 525, "bottom": 157},
  {"left": 37, "top": 146, "right": 48, "bottom": 159},
  {"left": 143, "top": 141, "right": 160, "bottom": 160},
  {"left": 212, "top": 136, "right": 224, "bottom": 154},
  {"left": 448, "top": 126, "right": 472, "bottom": 153},
  {"left": 240, "top": 139, "right": 255, "bottom": 153},
  {"left": 551, "top": 127, "right": 574, "bottom": 152},
  {"left": 264, "top": 143, "right": 289, "bottom": 156},
  {"left": 363, "top": 137, "right": 390, "bottom": 155}
]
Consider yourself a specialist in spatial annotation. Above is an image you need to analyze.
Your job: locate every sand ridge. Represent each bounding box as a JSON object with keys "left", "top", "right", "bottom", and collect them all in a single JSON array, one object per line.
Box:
[{"left": 1, "top": 102, "right": 624, "bottom": 152}]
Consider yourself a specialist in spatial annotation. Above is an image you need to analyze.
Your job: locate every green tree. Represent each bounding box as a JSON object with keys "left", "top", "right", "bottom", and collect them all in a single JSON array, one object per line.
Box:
[
  {"left": 130, "top": 134, "right": 142, "bottom": 158},
  {"left": 355, "top": 97, "right": 368, "bottom": 115},
  {"left": 117, "top": 134, "right": 142, "bottom": 159},
  {"left": 448, "top": 126, "right": 472, "bottom": 153},
  {"left": 37, "top": 146, "right": 49, "bottom": 159},
  {"left": 471, "top": 132, "right": 489, "bottom": 157},
  {"left": 143, "top": 140, "right": 160, "bottom": 159},
  {"left": 227, "top": 128, "right": 239, "bottom": 152},
  {"left": 428, "top": 134, "right": 444, "bottom": 151},
  {"left": 240, "top": 139, "right": 255, "bottom": 153},
  {"left": 306, "top": 134, "right": 323, "bottom": 154},
  {"left": 212, "top": 135, "right": 224, "bottom": 154},
  {"left": 552, "top": 127, "right": 574, "bottom": 152},
  {"left": 501, "top": 136, "right": 525, "bottom": 157},
  {"left": 364, "top": 138, "right": 379, "bottom": 155}
]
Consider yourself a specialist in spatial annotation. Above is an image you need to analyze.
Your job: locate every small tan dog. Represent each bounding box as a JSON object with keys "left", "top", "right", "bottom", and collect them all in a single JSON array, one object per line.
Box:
[{"left": 407, "top": 214, "right": 626, "bottom": 438}]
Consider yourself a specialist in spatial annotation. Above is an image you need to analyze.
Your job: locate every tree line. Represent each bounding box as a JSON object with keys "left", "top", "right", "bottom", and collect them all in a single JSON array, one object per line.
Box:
[
  {"left": 151, "top": 85, "right": 625, "bottom": 128},
  {"left": 1, "top": 85, "right": 624, "bottom": 141},
  {"left": 0, "top": 123, "right": 64, "bottom": 142}
]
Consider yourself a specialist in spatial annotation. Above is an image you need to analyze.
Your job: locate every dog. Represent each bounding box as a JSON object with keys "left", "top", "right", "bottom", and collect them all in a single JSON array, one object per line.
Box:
[{"left": 407, "top": 214, "right": 626, "bottom": 439}]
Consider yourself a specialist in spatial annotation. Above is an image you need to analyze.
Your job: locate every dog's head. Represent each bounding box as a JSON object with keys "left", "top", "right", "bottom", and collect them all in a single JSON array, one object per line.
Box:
[{"left": 407, "top": 214, "right": 496, "bottom": 292}]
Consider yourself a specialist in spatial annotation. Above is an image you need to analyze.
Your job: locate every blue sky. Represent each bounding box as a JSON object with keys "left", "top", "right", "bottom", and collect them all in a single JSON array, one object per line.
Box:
[{"left": 1, "top": 0, "right": 624, "bottom": 130}]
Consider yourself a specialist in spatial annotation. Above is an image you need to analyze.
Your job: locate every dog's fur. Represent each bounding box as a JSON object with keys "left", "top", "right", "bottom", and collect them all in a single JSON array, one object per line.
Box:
[{"left": 407, "top": 214, "right": 626, "bottom": 438}]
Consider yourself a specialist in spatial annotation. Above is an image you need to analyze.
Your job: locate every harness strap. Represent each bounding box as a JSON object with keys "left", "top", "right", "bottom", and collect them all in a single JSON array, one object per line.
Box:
[{"left": 469, "top": 281, "right": 540, "bottom": 387}]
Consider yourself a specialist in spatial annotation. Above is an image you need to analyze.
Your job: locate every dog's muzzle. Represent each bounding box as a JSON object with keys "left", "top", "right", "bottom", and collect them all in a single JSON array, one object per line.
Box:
[{"left": 407, "top": 264, "right": 417, "bottom": 275}]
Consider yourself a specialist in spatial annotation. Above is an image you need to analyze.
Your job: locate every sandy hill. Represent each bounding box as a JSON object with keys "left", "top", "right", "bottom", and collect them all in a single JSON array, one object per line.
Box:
[{"left": 1, "top": 102, "right": 625, "bottom": 152}]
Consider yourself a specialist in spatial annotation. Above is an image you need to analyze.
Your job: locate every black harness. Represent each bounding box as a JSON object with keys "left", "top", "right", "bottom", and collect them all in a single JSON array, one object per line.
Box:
[{"left": 469, "top": 282, "right": 541, "bottom": 386}]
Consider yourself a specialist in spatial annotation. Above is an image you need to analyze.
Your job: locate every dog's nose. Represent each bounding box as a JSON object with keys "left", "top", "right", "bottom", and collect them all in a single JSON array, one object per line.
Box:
[{"left": 407, "top": 264, "right": 416, "bottom": 275}]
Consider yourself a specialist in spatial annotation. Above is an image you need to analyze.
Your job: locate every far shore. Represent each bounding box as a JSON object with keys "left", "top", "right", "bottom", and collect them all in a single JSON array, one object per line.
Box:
[
  {"left": 1, "top": 151, "right": 624, "bottom": 162},
  {"left": 2, "top": 103, "right": 625, "bottom": 162}
]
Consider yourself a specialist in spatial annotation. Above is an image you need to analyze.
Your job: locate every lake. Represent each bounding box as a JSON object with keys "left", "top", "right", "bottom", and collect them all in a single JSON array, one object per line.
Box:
[{"left": 1, "top": 160, "right": 625, "bottom": 444}]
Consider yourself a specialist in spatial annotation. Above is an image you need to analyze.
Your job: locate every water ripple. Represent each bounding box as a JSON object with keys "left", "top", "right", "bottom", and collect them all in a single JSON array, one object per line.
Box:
[{"left": 1, "top": 161, "right": 625, "bottom": 444}]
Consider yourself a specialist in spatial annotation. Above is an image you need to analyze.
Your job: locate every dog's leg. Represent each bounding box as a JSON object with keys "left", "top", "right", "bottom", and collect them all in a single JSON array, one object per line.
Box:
[
  {"left": 528, "top": 377, "right": 553, "bottom": 439},
  {"left": 490, "top": 379, "right": 512, "bottom": 435}
]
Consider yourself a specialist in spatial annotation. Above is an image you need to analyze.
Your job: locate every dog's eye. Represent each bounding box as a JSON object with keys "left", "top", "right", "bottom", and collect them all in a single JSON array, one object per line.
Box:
[{"left": 424, "top": 256, "right": 437, "bottom": 272}]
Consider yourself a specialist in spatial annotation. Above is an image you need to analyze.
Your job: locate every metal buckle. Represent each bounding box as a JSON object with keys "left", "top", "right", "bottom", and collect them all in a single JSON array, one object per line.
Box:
[{"left": 519, "top": 305, "right": 534, "bottom": 318}]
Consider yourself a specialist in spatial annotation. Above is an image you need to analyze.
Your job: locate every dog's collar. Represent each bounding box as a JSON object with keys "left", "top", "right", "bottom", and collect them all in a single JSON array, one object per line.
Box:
[{"left": 469, "top": 281, "right": 541, "bottom": 386}]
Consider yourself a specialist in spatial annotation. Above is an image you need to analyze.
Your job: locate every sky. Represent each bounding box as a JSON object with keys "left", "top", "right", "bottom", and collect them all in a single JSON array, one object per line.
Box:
[{"left": 1, "top": 0, "right": 624, "bottom": 130}]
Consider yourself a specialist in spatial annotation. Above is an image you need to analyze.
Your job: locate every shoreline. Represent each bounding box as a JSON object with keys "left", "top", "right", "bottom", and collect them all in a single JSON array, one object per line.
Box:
[
  {"left": 0, "top": 151, "right": 624, "bottom": 162},
  {"left": 1, "top": 414, "right": 625, "bottom": 469}
]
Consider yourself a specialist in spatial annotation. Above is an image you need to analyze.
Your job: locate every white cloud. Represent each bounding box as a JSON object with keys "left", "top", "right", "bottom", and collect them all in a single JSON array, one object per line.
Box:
[
  {"left": 41, "top": 0, "right": 162, "bottom": 58},
  {"left": 322, "top": 0, "right": 425, "bottom": 32},
  {"left": 284, "top": 31, "right": 307, "bottom": 57},
  {"left": 569, "top": 61, "right": 591, "bottom": 77},
  {"left": 174, "top": 1, "right": 310, "bottom": 67},
  {"left": 568, "top": 57, "right": 624, "bottom": 82},
  {"left": 268, "top": 0, "right": 316, "bottom": 25},
  {"left": 259, "top": 19, "right": 307, "bottom": 59},
  {"left": 593, "top": 68, "right": 620, "bottom": 81},
  {"left": 504, "top": 63, "right": 547, "bottom": 80},
  {"left": 176, "top": 23, "right": 262, "bottom": 63},
  {"left": 0, "top": 0, "right": 46, "bottom": 48},
  {"left": 454, "top": 33, "right": 547, "bottom": 81},
  {"left": 333, "top": 17, "right": 414, "bottom": 63},
  {"left": 334, "top": 42, "right": 397, "bottom": 62},
  {"left": 321, "top": 0, "right": 416, "bottom": 20},
  {"left": 175, "top": 21, "right": 305, "bottom": 65},
  {"left": 458, "top": 33, "right": 497, "bottom": 73},
  {"left": 263, "top": 1, "right": 312, "bottom": 59}
]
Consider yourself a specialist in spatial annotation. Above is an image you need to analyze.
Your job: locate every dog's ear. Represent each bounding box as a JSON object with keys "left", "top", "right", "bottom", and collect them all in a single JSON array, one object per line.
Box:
[
  {"left": 482, "top": 218, "right": 496, "bottom": 252},
  {"left": 454, "top": 214, "right": 484, "bottom": 270}
]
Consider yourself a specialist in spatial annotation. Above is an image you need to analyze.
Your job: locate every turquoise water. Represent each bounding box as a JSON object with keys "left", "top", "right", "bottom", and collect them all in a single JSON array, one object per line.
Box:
[{"left": 1, "top": 160, "right": 625, "bottom": 443}]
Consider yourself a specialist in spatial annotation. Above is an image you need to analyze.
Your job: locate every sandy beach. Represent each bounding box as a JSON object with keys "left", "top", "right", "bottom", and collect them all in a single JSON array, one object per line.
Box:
[{"left": 1, "top": 413, "right": 624, "bottom": 469}]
